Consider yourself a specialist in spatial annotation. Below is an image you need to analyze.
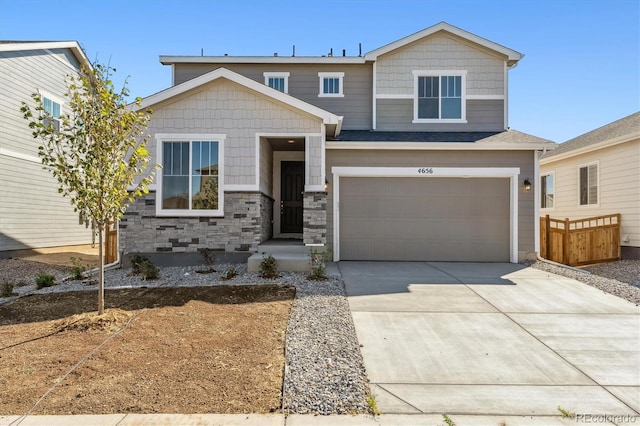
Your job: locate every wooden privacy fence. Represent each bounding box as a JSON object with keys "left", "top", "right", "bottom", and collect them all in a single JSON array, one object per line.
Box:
[
  {"left": 540, "top": 213, "right": 621, "bottom": 266},
  {"left": 104, "top": 222, "right": 118, "bottom": 264}
]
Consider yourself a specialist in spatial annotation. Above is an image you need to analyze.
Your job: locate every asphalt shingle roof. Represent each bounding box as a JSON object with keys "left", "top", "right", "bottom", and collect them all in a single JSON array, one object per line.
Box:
[{"left": 332, "top": 129, "right": 554, "bottom": 145}]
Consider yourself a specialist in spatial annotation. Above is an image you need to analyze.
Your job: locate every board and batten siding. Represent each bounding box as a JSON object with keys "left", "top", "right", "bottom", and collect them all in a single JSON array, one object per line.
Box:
[
  {"left": 172, "top": 63, "right": 372, "bottom": 130},
  {"left": 541, "top": 139, "right": 640, "bottom": 250},
  {"left": 326, "top": 149, "right": 536, "bottom": 259},
  {"left": 145, "top": 78, "right": 324, "bottom": 187},
  {"left": 0, "top": 48, "right": 93, "bottom": 252}
]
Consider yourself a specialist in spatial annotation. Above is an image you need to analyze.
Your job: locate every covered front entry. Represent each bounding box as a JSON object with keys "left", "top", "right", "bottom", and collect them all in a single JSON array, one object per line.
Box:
[{"left": 332, "top": 167, "right": 520, "bottom": 262}]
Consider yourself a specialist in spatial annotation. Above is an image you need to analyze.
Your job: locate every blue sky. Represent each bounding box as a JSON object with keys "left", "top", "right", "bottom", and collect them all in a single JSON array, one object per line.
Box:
[{"left": 1, "top": 0, "right": 638, "bottom": 143}]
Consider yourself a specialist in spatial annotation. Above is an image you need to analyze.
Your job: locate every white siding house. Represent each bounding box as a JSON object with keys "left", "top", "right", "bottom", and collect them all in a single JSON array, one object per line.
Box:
[
  {"left": 540, "top": 112, "right": 640, "bottom": 259},
  {"left": 0, "top": 41, "right": 94, "bottom": 254}
]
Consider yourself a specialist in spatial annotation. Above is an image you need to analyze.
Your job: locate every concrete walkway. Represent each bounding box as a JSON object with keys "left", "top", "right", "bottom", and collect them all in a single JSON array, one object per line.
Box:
[{"left": 339, "top": 261, "right": 640, "bottom": 424}]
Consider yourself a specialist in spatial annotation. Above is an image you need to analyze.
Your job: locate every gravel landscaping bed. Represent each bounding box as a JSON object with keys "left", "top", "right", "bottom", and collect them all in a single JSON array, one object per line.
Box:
[
  {"left": 527, "top": 259, "right": 640, "bottom": 305},
  {"left": 0, "top": 259, "right": 370, "bottom": 415}
]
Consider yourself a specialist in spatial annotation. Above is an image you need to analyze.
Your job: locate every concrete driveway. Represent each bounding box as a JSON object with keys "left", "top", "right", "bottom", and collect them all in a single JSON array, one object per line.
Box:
[{"left": 339, "top": 262, "right": 640, "bottom": 418}]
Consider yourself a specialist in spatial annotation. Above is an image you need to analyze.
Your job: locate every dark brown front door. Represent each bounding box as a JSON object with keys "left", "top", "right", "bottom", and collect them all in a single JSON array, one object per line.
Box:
[{"left": 281, "top": 161, "right": 304, "bottom": 234}]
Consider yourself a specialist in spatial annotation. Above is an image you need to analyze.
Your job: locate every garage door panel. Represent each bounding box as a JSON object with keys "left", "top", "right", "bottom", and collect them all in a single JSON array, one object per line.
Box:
[{"left": 339, "top": 177, "right": 509, "bottom": 262}]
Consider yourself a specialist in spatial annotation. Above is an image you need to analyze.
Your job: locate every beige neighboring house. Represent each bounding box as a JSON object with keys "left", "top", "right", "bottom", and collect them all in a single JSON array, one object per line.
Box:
[
  {"left": 540, "top": 112, "right": 640, "bottom": 259},
  {"left": 0, "top": 41, "right": 94, "bottom": 256}
]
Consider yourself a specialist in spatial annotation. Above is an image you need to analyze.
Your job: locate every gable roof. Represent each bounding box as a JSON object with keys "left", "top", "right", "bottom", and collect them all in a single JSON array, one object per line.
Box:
[
  {"left": 0, "top": 41, "right": 91, "bottom": 69},
  {"left": 542, "top": 112, "right": 640, "bottom": 162},
  {"left": 136, "top": 67, "right": 343, "bottom": 135},
  {"left": 364, "top": 22, "right": 524, "bottom": 67}
]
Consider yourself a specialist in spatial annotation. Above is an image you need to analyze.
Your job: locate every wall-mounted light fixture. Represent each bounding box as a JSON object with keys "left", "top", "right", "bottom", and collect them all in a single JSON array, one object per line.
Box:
[
  {"left": 324, "top": 178, "right": 329, "bottom": 192},
  {"left": 523, "top": 178, "right": 532, "bottom": 192}
]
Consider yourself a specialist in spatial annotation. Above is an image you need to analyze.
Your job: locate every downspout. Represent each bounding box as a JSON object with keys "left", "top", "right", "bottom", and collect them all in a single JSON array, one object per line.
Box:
[{"left": 372, "top": 61, "right": 377, "bottom": 130}]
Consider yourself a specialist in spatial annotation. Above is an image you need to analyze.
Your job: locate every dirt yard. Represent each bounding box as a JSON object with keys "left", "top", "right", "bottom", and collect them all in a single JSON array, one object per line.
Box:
[{"left": 0, "top": 285, "right": 295, "bottom": 415}]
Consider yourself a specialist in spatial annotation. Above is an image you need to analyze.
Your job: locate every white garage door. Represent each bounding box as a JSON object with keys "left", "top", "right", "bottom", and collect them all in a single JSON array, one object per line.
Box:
[{"left": 339, "top": 177, "right": 510, "bottom": 262}]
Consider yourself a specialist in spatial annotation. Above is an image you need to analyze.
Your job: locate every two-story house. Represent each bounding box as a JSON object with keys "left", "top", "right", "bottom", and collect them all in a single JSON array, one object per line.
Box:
[
  {"left": 120, "top": 22, "right": 554, "bottom": 264},
  {"left": 0, "top": 41, "right": 94, "bottom": 255}
]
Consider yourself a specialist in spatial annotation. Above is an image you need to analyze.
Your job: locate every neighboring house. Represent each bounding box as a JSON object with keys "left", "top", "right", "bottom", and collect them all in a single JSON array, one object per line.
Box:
[
  {"left": 0, "top": 41, "right": 95, "bottom": 255},
  {"left": 121, "top": 22, "right": 554, "bottom": 263},
  {"left": 540, "top": 112, "right": 640, "bottom": 260}
]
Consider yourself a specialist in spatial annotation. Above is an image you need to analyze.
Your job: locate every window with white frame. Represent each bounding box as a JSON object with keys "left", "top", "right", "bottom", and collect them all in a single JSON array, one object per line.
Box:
[
  {"left": 413, "top": 71, "right": 466, "bottom": 122},
  {"left": 541, "top": 172, "right": 555, "bottom": 209},
  {"left": 264, "top": 72, "right": 289, "bottom": 93},
  {"left": 318, "top": 72, "right": 344, "bottom": 97},
  {"left": 579, "top": 163, "right": 598, "bottom": 206},
  {"left": 43, "top": 96, "right": 61, "bottom": 132},
  {"left": 156, "top": 134, "right": 225, "bottom": 216}
]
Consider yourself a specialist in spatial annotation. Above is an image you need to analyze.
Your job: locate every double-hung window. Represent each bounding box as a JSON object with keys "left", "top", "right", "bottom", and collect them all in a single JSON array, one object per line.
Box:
[
  {"left": 413, "top": 71, "right": 466, "bottom": 122},
  {"left": 579, "top": 163, "right": 598, "bottom": 206},
  {"left": 43, "top": 96, "right": 61, "bottom": 132},
  {"left": 264, "top": 72, "right": 289, "bottom": 93},
  {"left": 156, "top": 134, "right": 225, "bottom": 216},
  {"left": 318, "top": 72, "right": 344, "bottom": 97},
  {"left": 541, "top": 172, "right": 555, "bottom": 209}
]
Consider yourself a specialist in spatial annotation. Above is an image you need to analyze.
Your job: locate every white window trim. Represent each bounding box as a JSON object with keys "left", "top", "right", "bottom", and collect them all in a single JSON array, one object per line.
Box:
[
  {"left": 318, "top": 72, "right": 344, "bottom": 97},
  {"left": 577, "top": 161, "right": 599, "bottom": 208},
  {"left": 38, "top": 89, "right": 64, "bottom": 131},
  {"left": 540, "top": 171, "right": 555, "bottom": 211},
  {"left": 331, "top": 166, "right": 520, "bottom": 264},
  {"left": 263, "top": 72, "right": 290, "bottom": 94},
  {"left": 412, "top": 70, "right": 467, "bottom": 123},
  {"left": 155, "top": 133, "right": 225, "bottom": 217}
]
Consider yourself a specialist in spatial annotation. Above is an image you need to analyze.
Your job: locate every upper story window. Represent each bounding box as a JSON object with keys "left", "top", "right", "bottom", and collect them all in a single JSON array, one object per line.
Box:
[
  {"left": 43, "top": 96, "right": 61, "bottom": 132},
  {"left": 264, "top": 72, "right": 290, "bottom": 93},
  {"left": 413, "top": 71, "right": 467, "bottom": 123},
  {"left": 318, "top": 72, "right": 344, "bottom": 97},
  {"left": 579, "top": 162, "right": 598, "bottom": 206},
  {"left": 541, "top": 172, "right": 555, "bottom": 209},
  {"left": 156, "top": 134, "right": 225, "bottom": 217}
]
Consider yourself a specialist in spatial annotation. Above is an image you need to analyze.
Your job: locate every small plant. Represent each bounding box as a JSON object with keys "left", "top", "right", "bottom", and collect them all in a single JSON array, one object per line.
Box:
[
  {"left": 557, "top": 405, "right": 576, "bottom": 419},
  {"left": 1, "top": 282, "right": 17, "bottom": 297},
  {"left": 308, "top": 248, "right": 331, "bottom": 281},
  {"left": 196, "top": 248, "right": 216, "bottom": 274},
  {"left": 70, "top": 256, "right": 87, "bottom": 280},
  {"left": 442, "top": 414, "right": 456, "bottom": 426},
  {"left": 35, "top": 274, "right": 56, "bottom": 289},
  {"left": 139, "top": 259, "right": 159, "bottom": 281},
  {"left": 259, "top": 254, "right": 279, "bottom": 279},
  {"left": 366, "top": 392, "right": 380, "bottom": 416},
  {"left": 221, "top": 265, "right": 238, "bottom": 281},
  {"left": 130, "top": 254, "right": 150, "bottom": 275}
]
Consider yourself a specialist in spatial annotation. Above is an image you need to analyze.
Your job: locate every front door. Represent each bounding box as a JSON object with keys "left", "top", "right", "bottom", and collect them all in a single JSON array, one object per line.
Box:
[{"left": 281, "top": 161, "right": 304, "bottom": 234}]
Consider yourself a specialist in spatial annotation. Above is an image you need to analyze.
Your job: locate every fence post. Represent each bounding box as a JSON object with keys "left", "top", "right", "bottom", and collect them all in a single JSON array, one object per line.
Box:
[
  {"left": 544, "top": 215, "right": 550, "bottom": 260},
  {"left": 563, "top": 218, "right": 571, "bottom": 265}
]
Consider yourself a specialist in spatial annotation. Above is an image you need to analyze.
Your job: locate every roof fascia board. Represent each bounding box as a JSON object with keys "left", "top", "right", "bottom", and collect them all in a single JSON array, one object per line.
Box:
[
  {"left": 160, "top": 56, "right": 367, "bottom": 65},
  {"left": 540, "top": 132, "right": 640, "bottom": 164},
  {"left": 0, "top": 41, "right": 91, "bottom": 68},
  {"left": 364, "top": 22, "right": 523, "bottom": 62},
  {"left": 326, "top": 142, "right": 553, "bottom": 150},
  {"left": 136, "top": 67, "right": 341, "bottom": 126}
]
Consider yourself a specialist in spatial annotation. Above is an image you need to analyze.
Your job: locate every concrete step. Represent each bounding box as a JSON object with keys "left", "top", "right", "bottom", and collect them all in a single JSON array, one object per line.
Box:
[
  {"left": 256, "top": 242, "right": 326, "bottom": 255},
  {"left": 247, "top": 252, "right": 312, "bottom": 273}
]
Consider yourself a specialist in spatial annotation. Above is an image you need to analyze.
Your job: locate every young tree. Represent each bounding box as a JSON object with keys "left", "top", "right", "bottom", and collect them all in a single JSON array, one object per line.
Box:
[{"left": 21, "top": 63, "right": 158, "bottom": 314}]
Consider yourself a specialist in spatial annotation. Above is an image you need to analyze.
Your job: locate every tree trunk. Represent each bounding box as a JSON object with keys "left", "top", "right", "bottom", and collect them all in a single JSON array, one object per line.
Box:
[{"left": 98, "top": 224, "right": 105, "bottom": 315}]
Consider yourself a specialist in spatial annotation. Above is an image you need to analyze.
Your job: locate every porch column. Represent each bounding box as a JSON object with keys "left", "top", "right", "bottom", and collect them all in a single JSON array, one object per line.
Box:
[{"left": 303, "top": 192, "right": 326, "bottom": 245}]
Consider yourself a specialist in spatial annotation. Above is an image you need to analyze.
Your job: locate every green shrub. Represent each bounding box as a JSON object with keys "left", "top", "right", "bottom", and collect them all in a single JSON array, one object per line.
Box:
[
  {"left": 70, "top": 256, "right": 87, "bottom": 280},
  {"left": 140, "top": 260, "right": 159, "bottom": 281},
  {"left": 36, "top": 274, "right": 56, "bottom": 289},
  {"left": 130, "top": 254, "right": 150, "bottom": 275},
  {"left": 1, "top": 282, "right": 17, "bottom": 297},
  {"left": 308, "top": 249, "right": 331, "bottom": 281},
  {"left": 259, "top": 254, "right": 278, "bottom": 279},
  {"left": 221, "top": 266, "right": 238, "bottom": 281}
]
